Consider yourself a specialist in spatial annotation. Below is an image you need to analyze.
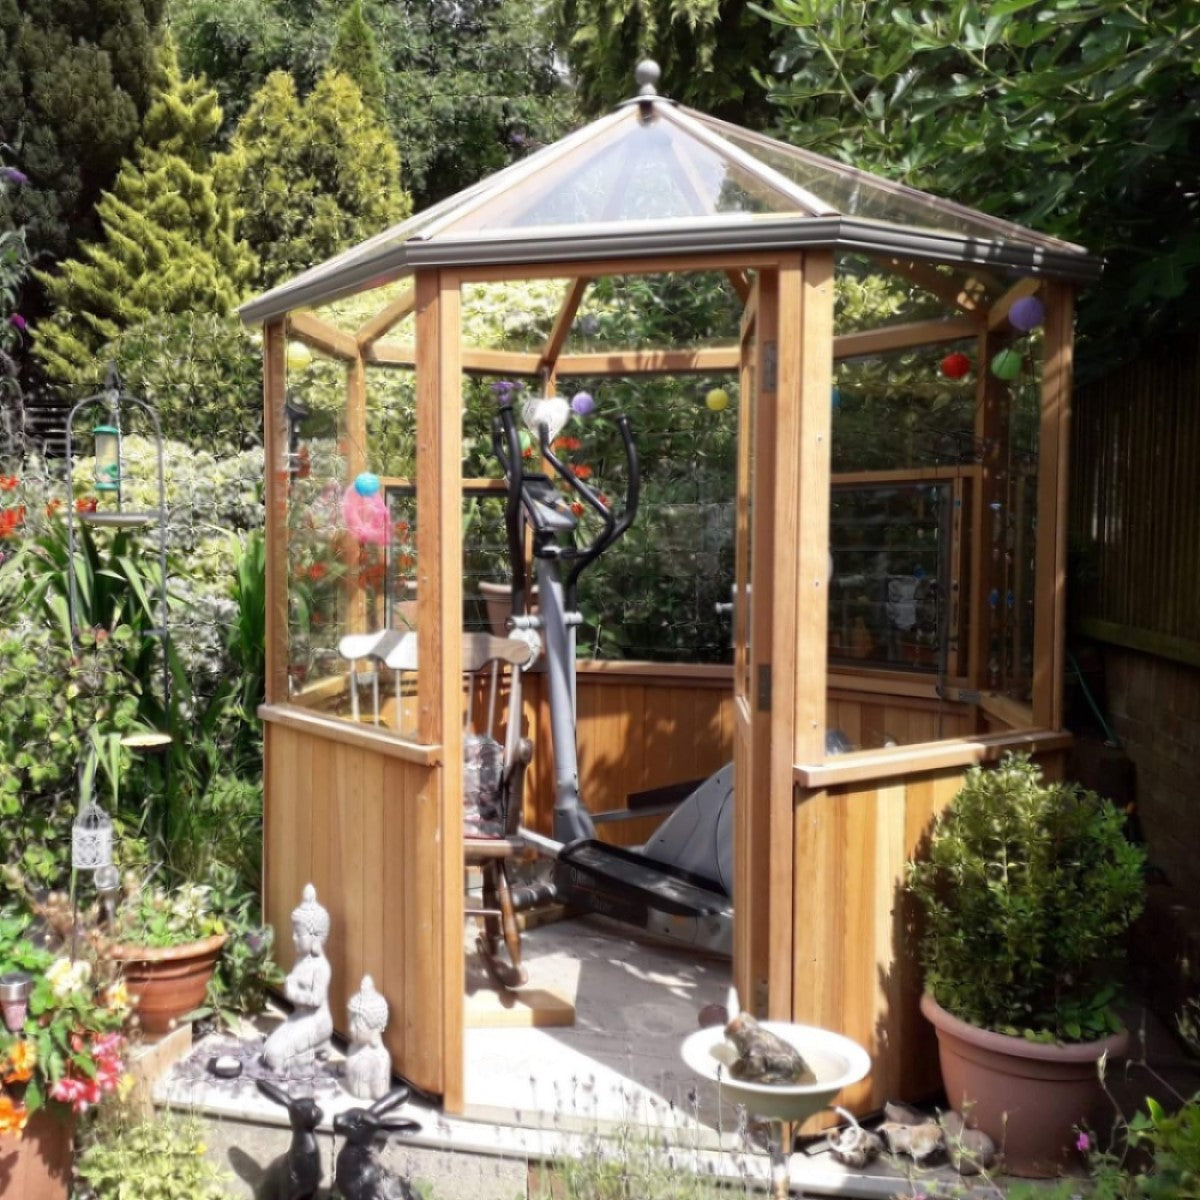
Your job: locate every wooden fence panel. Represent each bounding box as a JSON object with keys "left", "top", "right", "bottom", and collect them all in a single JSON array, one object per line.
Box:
[{"left": 1071, "top": 333, "right": 1200, "bottom": 665}]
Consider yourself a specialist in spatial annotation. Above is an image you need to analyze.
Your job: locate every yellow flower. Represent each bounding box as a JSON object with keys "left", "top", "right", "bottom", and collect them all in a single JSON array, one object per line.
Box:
[
  {"left": 104, "top": 980, "right": 130, "bottom": 1012},
  {"left": 4, "top": 1040, "right": 36, "bottom": 1083},
  {"left": 117, "top": 1073, "right": 136, "bottom": 1101}
]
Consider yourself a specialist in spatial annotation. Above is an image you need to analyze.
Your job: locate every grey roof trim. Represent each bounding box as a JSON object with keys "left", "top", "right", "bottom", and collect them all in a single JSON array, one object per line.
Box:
[
  {"left": 240, "top": 214, "right": 1100, "bottom": 325},
  {"left": 400, "top": 215, "right": 1103, "bottom": 282}
]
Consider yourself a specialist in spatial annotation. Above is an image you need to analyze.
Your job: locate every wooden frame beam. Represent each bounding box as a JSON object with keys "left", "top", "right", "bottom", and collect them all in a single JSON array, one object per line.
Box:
[
  {"left": 356, "top": 285, "right": 416, "bottom": 349},
  {"left": 987, "top": 277, "right": 1041, "bottom": 331},
  {"left": 555, "top": 347, "right": 739, "bottom": 375},
  {"left": 833, "top": 315, "right": 981, "bottom": 360},
  {"left": 880, "top": 257, "right": 995, "bottom": 314},
  {"left": 1032, "top": 281, "right": 1074, "bottom": 729},
  {"left": 288, "top": 311, "right": 359, "bottom": 361},
  {"left": 366, "top": 342, "right": 543, "bottom": 376},
  {"left": 262, "top": 320, "right": 289, "bottom": 707},
  {"left": 540, "top": 277, "right": 590, "bottom": 375}
]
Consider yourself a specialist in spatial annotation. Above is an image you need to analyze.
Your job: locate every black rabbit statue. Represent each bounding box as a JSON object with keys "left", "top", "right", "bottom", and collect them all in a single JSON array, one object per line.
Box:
[
  {"left": 256, "top": 1077, "right": 325, "bottom": 1200},
  {"left": 332, "top": 1086, "right": 421, "bottom": 1200}
]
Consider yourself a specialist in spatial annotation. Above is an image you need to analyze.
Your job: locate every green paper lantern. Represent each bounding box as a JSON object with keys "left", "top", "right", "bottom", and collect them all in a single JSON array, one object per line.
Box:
[{"left": 990, "top": 348, "right": 1023, "bottom": 382}]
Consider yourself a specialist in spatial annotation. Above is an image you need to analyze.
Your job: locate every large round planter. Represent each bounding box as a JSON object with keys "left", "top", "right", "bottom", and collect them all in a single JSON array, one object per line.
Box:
[
  {"left": 921, "top": 992, "right": 1128, "bottom": 1177},
  {"left": 0, "top": 1107, "right": 74, "bottom": 1200},
  {"left": 109, "top": 933, "right": 227, "bottom": 1036}
]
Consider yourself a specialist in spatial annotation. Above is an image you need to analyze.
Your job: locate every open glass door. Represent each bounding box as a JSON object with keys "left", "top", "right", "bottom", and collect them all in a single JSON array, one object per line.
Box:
[{"left": 732, "top": 276, "right": 767, "bottom": 1013}]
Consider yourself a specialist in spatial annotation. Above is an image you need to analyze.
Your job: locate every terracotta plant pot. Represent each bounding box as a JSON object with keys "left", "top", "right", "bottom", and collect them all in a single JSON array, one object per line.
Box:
[
  {"left": 109, "top": 933, "right": 227, "bottom": 1036},
  {"left": 0, "top": 1108, "right": 74, "bottom": 1200},
  {"left": 921, "top": 992, "right": 1128, "bottom": 1177}
]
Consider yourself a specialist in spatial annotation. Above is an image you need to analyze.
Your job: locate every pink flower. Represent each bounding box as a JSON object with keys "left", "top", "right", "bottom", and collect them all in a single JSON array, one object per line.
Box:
[
  {"left": 1076, "top": 1131, "right": 1091, "bottom": 1153},
  {"left": 9, "top": 314, "right": 27, "bottom": 331},
  {"left": 49, "top": 1075, "right": 99, "bottom": 1113}
]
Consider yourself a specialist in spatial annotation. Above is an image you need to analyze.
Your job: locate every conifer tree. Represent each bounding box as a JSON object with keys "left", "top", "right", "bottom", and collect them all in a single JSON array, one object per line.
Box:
[
  {"left": 329, "top": 0, "right": 387, "bottom": 117},
  {"left": 224, "top": 69, "right": 410, "bottom": 289},
  {"left": 0, "top": 1, "right": 165, "bottom": 270},
  {"left": 34, "top": 37, "right": 255, "bottom": 386}
]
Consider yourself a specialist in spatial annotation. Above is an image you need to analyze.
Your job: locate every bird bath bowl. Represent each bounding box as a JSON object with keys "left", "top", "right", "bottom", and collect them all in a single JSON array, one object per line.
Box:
[
  {"left": 681, "top": 1021, "right": 870, "bottom": 1122},
  {"left": 681, "top": 1021, "right": 870, "bottom": 1198}
]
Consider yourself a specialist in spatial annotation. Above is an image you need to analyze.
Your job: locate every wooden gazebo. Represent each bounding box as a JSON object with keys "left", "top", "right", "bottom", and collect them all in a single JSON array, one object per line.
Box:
[{"left": 240, "top": 65, "right": 1099, "bottom": 1115}]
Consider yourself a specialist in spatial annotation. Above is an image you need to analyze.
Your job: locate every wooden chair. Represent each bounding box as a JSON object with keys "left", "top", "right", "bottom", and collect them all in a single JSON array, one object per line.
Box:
[{"left": 460, "top": 633, "right": 535, "bottom": 991}]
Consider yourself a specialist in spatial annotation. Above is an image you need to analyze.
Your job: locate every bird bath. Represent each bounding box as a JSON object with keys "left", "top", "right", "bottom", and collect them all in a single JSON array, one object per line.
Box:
[{"left": 681, "top": 1020, "right": 870, "bottom": 1198}]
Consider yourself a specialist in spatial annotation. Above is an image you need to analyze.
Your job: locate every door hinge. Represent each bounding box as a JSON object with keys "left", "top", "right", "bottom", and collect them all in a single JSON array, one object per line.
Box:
[
  {"left": 762, "top": 341, "right": 778, "bottom": 392},
  {"left": 757, "top": 663, "right": 772, "bottom": 713}
]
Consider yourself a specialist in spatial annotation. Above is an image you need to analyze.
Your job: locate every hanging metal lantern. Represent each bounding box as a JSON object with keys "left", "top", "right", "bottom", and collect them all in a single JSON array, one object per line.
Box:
[
  {"left": 72, "top": 801, "right": 114, "bottom": 871},
  {"left": 94, "top": 424, "right": 120, "bottom": 492},
  {"left": 0, "top": 971, "right": 32, "bottom": 1032}
]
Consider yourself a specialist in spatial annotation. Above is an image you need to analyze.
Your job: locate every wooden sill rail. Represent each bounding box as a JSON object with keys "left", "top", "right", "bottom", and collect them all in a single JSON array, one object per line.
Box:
[
  {"left": 794, "top": 727, "right": 1072, "bottom": 789},
  {"left": 258, "top": 704, "right": 442, "bottom": 767}
]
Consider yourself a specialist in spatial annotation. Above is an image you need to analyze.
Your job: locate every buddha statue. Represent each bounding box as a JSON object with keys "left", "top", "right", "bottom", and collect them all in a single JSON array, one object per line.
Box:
[
  {"left": 344, "top": 975, "right": 391, "bottom": 1101},
  {"left": 263, "top": 884, "right": 334, "bottom": 1073}
]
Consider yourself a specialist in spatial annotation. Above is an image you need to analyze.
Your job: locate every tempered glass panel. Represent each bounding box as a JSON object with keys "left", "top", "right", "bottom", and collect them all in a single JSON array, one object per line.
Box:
[
  {"left": 441, "top": 108, "right": 797, "bottom": 236},
  {"left": 833, "top": 340, "right": 979, "bottom": 473},
  {"left": 695, "top": 113, "right": 1078, "bottom": 251},
  {"left": 828, "top": 481, "right": 956, "bottom": 676}
]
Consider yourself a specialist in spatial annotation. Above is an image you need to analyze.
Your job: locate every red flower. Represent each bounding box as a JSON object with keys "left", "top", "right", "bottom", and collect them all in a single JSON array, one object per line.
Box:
[
  {"left": 306, "top": 563, "right": 328, "bottom": 582},
  {"left": 75, "top": 497, "right": 98, "bottom": 514},
  {"left": 0, "top": 476, "right": 18, "bottom": 492},
  {"left": 570, "top": 501, "right": 584, "bottom": 517},
  {"left": 570, "top": 464, "right": 593, "bottom": 481},
  {"left": 45, "top": 498, "right": 63, "bottom": 516}
]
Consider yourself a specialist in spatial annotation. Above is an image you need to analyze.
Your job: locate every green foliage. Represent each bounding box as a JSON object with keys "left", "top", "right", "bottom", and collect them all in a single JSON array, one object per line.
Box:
[
  {"left": 224, "top": 528, "right": 267, "bottom": 758},
  {"left": 223, "top": 67, "right": 410, "bottom": 288},
  {"left": 34, "top": 35, "right": 254, "bottom": 386},
  {"left": 760, "top": 0, "right": 1200, "bottom": 373},
  {"left": 0, "top": 627, "right": 142, "bottom": 892},
  {"left": 908, "top": 754, "right": 1146, "bottom": 1042},
  {"left": 112, "top": 879, "right": 225, "bottom": 947},
  {"left": 330, "top": 0, "right": 387, "bottom": 116},
  {"left": 76, "top": 1110, "right": 234, "bottom": 1200},
  {"left": 100, "top": 311, "right": 263, "bottom": 453},
  {"left": 0, "top": 159, "right": 31, "bottom": 421},
  {"left": 553, "top": 0, "right": 777, "bottom": 124},
  {"left": 170, "top": 0, "right": 574, "bottom": 207},
  {"left": 0, "top": 0, "right": 164, "bottom": 293}
]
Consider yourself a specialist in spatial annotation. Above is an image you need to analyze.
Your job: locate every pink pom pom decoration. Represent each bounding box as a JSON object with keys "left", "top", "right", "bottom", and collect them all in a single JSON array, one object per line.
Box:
[{"left": 342, "top": 483, "right": 390, "bottom": 545}]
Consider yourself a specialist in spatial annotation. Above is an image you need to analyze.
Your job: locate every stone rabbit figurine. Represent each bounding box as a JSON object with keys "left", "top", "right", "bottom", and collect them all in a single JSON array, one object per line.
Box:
[
  {"left": 256, "top": 1077, "right": 324, "bottom": 1200},
  {"left": 332, "top": 1086, "right": 421, "bottom": 1200}
]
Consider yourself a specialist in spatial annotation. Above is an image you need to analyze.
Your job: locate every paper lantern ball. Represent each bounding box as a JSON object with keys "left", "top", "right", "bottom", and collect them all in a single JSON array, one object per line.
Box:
[
  {"left": 354, "top": 472, "right": 382, "bottom": 497},
  {"left": 1008, "top": 296, "right": 1046, "bottom": 332},
  {"left": 705, "top": 387, "right": 730, "bottom": 412},
  {"left": 571, "top": 391, "right": 595, "bottom": 417},
  {"left": 940, "top": 352, "right": 971, "bottom": 380},
  {"left": 286, "top": 342, "right": 313, "bottom": 372},
  {"left": 518, "top": 430, "right": 534, "bottom": 453},
  {"left": 991, "top": 348, "right": 1023, "bottom": 381}
]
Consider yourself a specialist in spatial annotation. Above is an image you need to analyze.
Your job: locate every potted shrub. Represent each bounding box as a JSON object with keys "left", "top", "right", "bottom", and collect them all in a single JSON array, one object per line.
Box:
[
  {"left": 105, "top": 878, "right": 228, "bottom": 1036},
  {"left": 908, "top": 754, "right": 1145, "bottom": 1176},
  {"left": 0, "top": 910, "right": 131, "bottom": 1200}
]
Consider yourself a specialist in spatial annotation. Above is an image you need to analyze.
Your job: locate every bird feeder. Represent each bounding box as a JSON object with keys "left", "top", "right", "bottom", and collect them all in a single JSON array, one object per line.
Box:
[
  {"left": 72, "top": 800, "right": 114, "bottom": 871},
  {"left": 0, "top": 971, "right": 32, "bottom": 1032},
  {"left": 93, "top": 424, "right": 121, "bottom": 492}
]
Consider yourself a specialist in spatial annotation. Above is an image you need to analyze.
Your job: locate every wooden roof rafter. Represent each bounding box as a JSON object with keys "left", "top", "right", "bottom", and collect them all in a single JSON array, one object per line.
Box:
[
  {"left": 540, "top": 276, "right": 591, "bottom": 377},
  {"left": 356, "top": 285, "right": 416, "bottom": 350},
  {"left": 879, "top": 256, "right": 996, "bottom": 317}
]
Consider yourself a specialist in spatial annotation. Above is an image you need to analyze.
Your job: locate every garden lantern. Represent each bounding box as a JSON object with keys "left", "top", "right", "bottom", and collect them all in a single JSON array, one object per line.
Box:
[
  {"left": 0, "top": 970, "right": 32, "bottom": 1032},
  {"left": 72, "top": 800, "right": 114, "bottom": 872},
  {"left": 93, "top": 423, "right": 121, "bottom": 491}
]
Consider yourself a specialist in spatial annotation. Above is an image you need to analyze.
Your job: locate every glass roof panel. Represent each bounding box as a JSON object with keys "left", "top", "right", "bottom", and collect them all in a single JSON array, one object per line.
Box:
[
  {"left": 438, "top": 107, "right": 800, "bottom": 236},
  {"left": 690, "top": 111, "right": 1083, "bottom": 253}
]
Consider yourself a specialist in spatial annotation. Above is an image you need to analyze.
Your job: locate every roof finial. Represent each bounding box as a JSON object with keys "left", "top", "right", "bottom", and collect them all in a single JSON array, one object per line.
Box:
[{"left": 635, "top": 60, "right": 661, "bottom": 98}]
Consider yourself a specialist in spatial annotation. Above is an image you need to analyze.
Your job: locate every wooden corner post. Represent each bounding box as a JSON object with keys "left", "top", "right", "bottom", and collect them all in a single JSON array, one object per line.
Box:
[
  {"left": 263, "top": 318, "right": 289, "bottom": 707},
  {"left": 1032, "top": 282, "right": 1075, "bottom": 730},
  {"left": 413, "top": 269, "right": 466, "bottom": 1110}
]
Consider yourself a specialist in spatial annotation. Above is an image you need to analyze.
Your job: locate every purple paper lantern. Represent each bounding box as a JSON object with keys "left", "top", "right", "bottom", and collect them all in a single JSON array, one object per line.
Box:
[
  {"left": 571, "top": 391, "right": 595, "bottom": 417},
  {"left": 1008, "top": 296, "right": 1045, "bottom": 332}
]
